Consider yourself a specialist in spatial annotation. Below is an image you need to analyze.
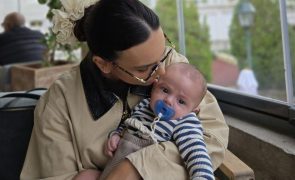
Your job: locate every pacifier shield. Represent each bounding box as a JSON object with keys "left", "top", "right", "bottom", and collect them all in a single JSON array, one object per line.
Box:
[{"left": 154, "top": 100, "right": 175, "bottom": 121}]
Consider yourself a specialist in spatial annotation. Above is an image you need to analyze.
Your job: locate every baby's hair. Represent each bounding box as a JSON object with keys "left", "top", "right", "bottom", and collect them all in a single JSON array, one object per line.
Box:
[{"left": 167, "top": 63, "right": 207, "bottom": 100}]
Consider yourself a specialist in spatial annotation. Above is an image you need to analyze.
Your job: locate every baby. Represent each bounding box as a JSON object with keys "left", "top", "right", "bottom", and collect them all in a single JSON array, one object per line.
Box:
[{"left": 102, "top": 63, "right": 214, "bottom": 180}]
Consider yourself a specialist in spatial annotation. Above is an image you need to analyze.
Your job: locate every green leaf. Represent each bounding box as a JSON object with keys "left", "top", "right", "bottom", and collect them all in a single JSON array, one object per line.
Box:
[
  {"left": 155, "top": 0, "right": 212, "bottom": 81},
  {"left": 38, "top": 0, "right": 47, "bottom": 5}
]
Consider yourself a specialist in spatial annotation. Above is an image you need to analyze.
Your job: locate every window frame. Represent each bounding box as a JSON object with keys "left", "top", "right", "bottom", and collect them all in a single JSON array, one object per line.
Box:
[{"left": 208, "top": 84, "right": 295, "bottom": 126}]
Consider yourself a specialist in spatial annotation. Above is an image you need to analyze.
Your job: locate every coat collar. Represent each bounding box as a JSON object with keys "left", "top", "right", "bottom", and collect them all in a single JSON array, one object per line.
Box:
[{"left": 80, "top": 54, "right": 152, "bottom": 120}]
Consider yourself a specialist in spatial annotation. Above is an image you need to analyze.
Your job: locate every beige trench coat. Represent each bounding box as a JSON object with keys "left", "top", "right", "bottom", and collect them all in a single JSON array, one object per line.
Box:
[{"left": 21, "top": 49, "right": 229, "bottom": 180}]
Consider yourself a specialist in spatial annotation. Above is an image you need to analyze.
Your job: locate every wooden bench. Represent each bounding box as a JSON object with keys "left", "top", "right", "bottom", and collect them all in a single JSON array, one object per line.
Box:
[{"left": 215, "top": 149, "right": 255, "bottom": 180}]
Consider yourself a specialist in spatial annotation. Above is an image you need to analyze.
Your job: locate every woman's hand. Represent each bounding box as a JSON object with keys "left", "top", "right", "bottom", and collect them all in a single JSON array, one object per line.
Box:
[
  {"left": 104, "top": 134, "right": 121, "bottom": 157},
  {"left": 73, "top": 169, "right": 101, "bottom": 180},
  {"left": 105, "top": 160, "right": 141, "bottom": 180}
]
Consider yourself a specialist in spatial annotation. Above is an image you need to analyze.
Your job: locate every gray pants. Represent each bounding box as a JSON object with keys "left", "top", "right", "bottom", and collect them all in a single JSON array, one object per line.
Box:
[{"left": 100, "top": 132, "right": 154, "bottom": 180}]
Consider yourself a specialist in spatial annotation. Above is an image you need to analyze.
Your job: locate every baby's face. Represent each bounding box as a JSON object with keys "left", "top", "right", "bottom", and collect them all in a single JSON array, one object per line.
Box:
[{"left": 150, "top": 67, "right": 202, "bottom": 120}]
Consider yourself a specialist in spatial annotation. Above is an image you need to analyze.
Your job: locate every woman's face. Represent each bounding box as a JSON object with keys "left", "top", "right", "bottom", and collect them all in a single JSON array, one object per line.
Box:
[{"left": 111, "top": 28, "right": 167, "bottom": 85}]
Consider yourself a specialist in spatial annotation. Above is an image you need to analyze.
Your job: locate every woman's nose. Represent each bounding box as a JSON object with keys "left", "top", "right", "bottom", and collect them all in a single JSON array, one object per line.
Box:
[{"left": 156, "top": 63, "right": 165, "bottom": 76}]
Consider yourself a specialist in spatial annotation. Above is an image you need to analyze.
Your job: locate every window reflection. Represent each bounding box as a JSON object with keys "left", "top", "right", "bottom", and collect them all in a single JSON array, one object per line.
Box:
[
  {"left": 0, "top": 0, "right": 48, "bottom": 33},
  {"left": 153, "top": 0, "right": 295, "bottom": 102},
  {"left": 0, "top": 0, "right": 294, "bottom": 103}
]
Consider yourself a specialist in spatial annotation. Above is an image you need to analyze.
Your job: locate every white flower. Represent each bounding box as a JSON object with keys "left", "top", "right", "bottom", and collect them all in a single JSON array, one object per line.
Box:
[
  {"left": 56, "top": 29, "right": 77, "bottom": 45},
  {"left": 52, "top": 9, "right": 77, "bottom": 45},
  {"left": 60, "top": 0, "right": 98, "bottom": 20},
  {"left": 52, "top": 9, "right": 69, "bottom": 33},
  {"left": 51, "top": 0, "right": 99, "bottom": 45}
]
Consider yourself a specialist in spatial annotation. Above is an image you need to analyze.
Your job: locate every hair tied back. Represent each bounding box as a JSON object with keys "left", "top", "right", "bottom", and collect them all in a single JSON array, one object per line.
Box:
[{"left": 51, "top": 0, "right": 98, "bottom": 45}]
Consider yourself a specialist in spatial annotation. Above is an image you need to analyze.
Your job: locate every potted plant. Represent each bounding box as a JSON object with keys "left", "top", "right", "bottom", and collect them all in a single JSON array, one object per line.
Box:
[{"left": 10, "top": 0, "right": 81, "bottom": 91}]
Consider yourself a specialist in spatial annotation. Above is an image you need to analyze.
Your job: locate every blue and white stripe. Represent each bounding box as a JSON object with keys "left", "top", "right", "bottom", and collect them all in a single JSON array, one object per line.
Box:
[{"left": 119, "top": 98, "right": 215, "bottom": 180}]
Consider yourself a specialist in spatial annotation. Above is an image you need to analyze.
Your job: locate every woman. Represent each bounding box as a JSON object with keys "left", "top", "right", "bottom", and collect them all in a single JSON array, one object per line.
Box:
[{"left": 21, "top": 0, "right": 228, "bottom": 179}]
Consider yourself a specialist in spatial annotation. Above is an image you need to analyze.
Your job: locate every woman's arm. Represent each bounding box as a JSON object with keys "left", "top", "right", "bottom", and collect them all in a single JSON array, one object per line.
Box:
[
  {"left": 73, "top": 169, "right": 101, "bottom": 180},
  {"left": 104, "top": 160, "right": 141, "bottom": 180},
  {"left": 21, "top": 84, "right": 79, "bottom": 179},
  {"left": 198, "top": 90, "right": 229, "bottom": 170},
  {"left": 123, "top": 91, "right": 228, "bottom": 180}
]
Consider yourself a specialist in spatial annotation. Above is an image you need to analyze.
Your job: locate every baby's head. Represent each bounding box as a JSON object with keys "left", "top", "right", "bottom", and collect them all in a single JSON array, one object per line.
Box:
[{"left": 150, "top": 63, "right": 207, "bottom": 119}]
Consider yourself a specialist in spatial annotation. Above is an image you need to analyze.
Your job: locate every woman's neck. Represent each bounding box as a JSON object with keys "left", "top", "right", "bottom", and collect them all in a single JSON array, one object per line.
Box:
[{"left": 100, "top": 70, "right": 130, "bottom": 100}]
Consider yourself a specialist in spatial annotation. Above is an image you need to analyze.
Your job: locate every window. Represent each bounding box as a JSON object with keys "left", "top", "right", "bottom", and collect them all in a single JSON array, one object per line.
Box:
[
  {"left": 0, "top": 0, "right": 48, "bottom": 32},
  {"left": 149, "top": 0, "right": 295, "bottom": 125},
  {"left": 1, "top": 0, "right": 295, "bottom": 125}
]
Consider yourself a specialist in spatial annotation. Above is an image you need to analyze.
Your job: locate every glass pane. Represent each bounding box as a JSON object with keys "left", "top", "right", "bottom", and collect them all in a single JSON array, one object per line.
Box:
[
  {"left": 155, "top": 0, "right": 290, "bottom": 102},
  {"left": 286, "top": 0, "right": 295, "bottom": 104},
  {"left": 0, "top": 0, "right": 19, "bottom": 32},
  {"left": 20, "top": 0, "right": 49, "bottom": 32},
  {"left": 0, "top": 0, "right": 49, "bottom": 33},
  {"left": 1, "top": 0, "right": 292, "bottom": 103},
  {"left": 154, "top": 0, "right": 180, "bottom": 52},
  {"left": 229, "top": 0, "right": 287, "bottom": 101}
]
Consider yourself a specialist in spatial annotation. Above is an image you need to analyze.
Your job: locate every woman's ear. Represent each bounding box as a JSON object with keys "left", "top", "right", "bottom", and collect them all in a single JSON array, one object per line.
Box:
[
  {"left": 153, "top": 79, "right": 159, "bottom": 85},
  {"left": 93, "top": 56, "right": 112, "bottom": 74}
]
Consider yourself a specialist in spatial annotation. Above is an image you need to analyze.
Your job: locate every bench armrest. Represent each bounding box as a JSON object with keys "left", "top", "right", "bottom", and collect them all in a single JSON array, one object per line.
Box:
[{"left": 215, "top": 149, "right": 255, "bottom": 180}]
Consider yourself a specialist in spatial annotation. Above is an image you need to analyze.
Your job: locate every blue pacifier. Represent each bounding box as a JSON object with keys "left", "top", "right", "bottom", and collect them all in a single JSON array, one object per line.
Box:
[{"left": 154, "top": 100, "right": 175, "bottom": 121}]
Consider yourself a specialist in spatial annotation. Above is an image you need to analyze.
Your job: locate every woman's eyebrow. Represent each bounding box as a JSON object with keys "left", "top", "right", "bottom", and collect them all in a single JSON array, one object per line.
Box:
[
  {"left": 134, "top": 47, "right": 167, "bottom": 69},
  {"left": 134, "top": 62, "right": 156, "bottom": 69}
]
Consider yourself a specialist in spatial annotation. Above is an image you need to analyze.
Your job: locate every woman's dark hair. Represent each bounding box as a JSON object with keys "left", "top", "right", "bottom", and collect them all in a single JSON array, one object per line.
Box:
[{"left": 74, "top": 0, "right": 160, "bottom": 61}]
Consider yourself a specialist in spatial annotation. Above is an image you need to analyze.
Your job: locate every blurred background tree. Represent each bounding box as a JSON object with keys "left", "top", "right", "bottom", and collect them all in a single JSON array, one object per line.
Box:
[
  {"left": 155, "top": 0, "right": 212, "bottom": 81},
  {"left": 230, "top": 0, "right": 295, "bottom": 90}
]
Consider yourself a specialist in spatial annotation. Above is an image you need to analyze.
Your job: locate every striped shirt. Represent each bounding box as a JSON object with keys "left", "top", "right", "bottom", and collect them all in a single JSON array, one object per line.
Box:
[{"left": 117, "top": 98, "right": 215, "bottom": 180}]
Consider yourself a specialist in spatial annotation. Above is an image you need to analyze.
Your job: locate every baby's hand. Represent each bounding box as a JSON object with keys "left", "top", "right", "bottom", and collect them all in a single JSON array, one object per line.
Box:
[{"left": 104, "top": 133, "right": 121, "bottom": 157}]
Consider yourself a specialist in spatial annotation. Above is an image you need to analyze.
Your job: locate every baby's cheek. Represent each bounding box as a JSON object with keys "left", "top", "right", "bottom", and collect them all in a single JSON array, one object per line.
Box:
[
  {"left": 172, "top": 107, "right": 181, "bottom": 119},
  {"left": 173, "top": 107, "right": 189, "bottom": 119},
  {"left": 149, "top": 100, "right": 156, "bottom": 112}
]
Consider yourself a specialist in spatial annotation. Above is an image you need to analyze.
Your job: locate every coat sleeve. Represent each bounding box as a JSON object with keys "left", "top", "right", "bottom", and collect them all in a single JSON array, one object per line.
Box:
[
  {"left": 20, "top": 83, "right": 78, "bottom": 180},
  {"left": 126, "top": 49, "right": 229, "bottom": 180},
  {"left": 198, "top": 90, "right": 229, "bottom": 170}
]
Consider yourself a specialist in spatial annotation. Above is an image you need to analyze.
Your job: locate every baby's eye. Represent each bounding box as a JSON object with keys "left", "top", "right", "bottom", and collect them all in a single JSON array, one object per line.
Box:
[
  {"left": 161, "top": 87, "right": 169, "bottom": 93},
  {"left": 178, "top": 99, "right": 186, "bottom": 105}
]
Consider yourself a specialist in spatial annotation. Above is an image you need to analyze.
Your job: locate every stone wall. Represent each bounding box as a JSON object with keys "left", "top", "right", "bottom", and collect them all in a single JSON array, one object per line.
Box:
[{"left": 225, "top": 115, "right": 295, "bottom": 180}]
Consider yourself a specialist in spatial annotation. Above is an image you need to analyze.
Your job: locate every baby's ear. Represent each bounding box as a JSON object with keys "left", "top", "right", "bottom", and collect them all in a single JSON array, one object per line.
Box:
[{"left": 193, "top": 106, "right": 200, "bottom": 114}]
